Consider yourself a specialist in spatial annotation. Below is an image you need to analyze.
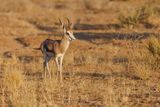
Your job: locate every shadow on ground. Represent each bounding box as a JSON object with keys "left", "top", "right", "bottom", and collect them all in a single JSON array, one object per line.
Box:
[
  {"left": 63, "top": 71, "right": 141, "bottom": 80},
  {"left": 24, "top": 70, "right": 141, "bottom": 81},
  {"left": 75, "top": 32, "right": 156, "bottom": 42},
  {"left": 36, "top": 31, "right": 155, "bottom": 43},
  {"left": 74, "top": 23, "right": 121, "bottom": 30}
]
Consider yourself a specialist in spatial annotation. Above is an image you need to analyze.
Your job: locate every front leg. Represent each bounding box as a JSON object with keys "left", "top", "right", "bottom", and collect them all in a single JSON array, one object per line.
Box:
[
  {"left": 55, "top": 57, "right": 60, "bottom": 80},
  {"left": 55, "top": 57, "right": 60, "bottom": 71},
  {"left": 59, "top": 55, "right": 64, "bottom": 83}
]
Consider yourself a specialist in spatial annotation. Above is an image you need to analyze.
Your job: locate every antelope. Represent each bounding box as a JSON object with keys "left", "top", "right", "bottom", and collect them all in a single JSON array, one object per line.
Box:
[{"left": 39, "top": 18, "right": 76, "bottom": 82}]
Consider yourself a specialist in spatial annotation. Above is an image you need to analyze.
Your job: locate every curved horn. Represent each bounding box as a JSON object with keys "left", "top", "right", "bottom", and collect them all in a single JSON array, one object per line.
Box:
[
  {"left": 66, "top": 17, "right": 72, "bottom": 29},
  {"left": 58, "top": 18, "right": 64, "bottom": 27}
]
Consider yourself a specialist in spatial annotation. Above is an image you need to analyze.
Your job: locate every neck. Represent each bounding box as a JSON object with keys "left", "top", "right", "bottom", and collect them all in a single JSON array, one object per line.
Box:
[{"left": 60, "top": 35, "right": 70, "bottom": 53}]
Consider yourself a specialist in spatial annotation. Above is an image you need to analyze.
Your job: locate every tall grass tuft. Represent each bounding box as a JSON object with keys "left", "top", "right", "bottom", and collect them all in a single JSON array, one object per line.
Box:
[
  {"left": 147, "top": 36, "right": 160, "bottom": 71},
  {"left": 3, "top": 70, "right": 24, "bottom": 91},
  {"left": 147, "top": 36, "right": 160, "bottom": 56}
]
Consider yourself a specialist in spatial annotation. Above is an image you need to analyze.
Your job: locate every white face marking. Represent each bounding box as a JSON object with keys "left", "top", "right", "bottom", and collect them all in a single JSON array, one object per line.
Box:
[{"left": 67, "top": 31, "right": 76, "bottom": 40}]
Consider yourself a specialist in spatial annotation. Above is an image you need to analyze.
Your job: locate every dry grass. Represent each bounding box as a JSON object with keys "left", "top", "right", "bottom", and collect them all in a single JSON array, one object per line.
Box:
[
  {"left": 82, "top": 0, "right": 108, "bottom": 11},
  {"left": 147, "top": 36, "right": 160, "bottom": 56},
  {"left": 146, "top": 36, "right": 160, "bottom": 71},
  {"left": 0, "top": 0, "right": 160, "bottom": 107}
]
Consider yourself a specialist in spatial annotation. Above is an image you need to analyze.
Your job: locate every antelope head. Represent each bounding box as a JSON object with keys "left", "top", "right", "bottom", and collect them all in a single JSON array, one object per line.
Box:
[{"left": 59, "top": 18, "right": 76, "bottom": 41}]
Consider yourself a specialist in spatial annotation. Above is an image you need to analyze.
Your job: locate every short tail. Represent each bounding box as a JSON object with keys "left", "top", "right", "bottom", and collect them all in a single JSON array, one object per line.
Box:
[{"left": 33, "top": 47, "right": 41, "bottom": 50}]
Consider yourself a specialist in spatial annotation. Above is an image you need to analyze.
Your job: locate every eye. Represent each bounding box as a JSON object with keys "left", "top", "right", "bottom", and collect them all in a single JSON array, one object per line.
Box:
[{"left": 66, "top": 32, "right": 69, "bottom": 35}]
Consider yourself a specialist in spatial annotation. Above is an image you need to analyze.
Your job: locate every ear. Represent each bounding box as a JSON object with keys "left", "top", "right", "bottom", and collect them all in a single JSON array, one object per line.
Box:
[{"left": 63, "top": 26, "right": 67, "bottom": 34}]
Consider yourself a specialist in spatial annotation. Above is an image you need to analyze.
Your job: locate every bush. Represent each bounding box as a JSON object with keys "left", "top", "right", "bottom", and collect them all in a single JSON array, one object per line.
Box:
[{"left": 118, "top": 3, "right": 155, "bottom": 28}]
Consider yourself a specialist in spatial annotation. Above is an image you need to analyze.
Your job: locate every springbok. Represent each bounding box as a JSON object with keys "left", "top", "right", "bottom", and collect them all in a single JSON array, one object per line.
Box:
[{"left": 40, "top": 18, "right": 76, "bottom": 82}]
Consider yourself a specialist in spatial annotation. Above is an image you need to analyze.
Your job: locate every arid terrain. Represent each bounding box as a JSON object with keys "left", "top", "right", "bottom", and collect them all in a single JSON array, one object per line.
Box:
[{"left": 0, "top": 0, "right": 160, "bottom": 107}]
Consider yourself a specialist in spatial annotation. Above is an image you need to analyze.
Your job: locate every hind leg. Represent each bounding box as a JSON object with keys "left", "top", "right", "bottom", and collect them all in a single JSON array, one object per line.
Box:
[
  {"left": 43, "top": 54, "right": 52, "bottom": 80},
  {"left": 43, "top": 61, "right": 47, "bottom": 80},
  {"left": 43, "top": 53, "right": 47, "bottom": 80}
]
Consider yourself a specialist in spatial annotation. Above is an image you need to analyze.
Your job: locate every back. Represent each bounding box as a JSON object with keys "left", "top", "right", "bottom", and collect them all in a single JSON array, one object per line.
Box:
[{"left": 40, "top": 39, "right": 61, "bottom": 53}]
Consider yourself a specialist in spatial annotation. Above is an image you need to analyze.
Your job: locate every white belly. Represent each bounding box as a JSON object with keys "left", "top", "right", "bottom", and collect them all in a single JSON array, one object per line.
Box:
[{"left": 56, "top": 54, "right": 64, "bottom": 58}]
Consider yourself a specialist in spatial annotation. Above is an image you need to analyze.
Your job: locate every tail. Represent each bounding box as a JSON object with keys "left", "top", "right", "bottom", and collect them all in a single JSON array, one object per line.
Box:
[{"left": 33, "top": 47, "right": 41, "bottom": 50}]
